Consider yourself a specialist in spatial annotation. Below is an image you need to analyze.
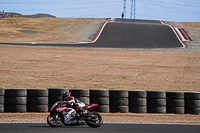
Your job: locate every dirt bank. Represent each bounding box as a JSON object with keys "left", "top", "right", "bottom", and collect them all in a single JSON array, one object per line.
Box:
[
  {"left": 0, "top": 17, "right": 106, "bottom": 43},
  {"left": 0, "top": 44, "right": 199, "bottom": 91}
]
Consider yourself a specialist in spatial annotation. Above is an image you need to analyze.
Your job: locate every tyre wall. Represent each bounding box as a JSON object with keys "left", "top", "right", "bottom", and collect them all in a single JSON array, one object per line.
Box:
[
  {"left": 69, "top": 89, "right": 90, "bottom": 106},
  {"left": 90, "top": 89, "right": 109, "bottom": 113},
  {"left": 0, "top": 88, "right": 4, "bottom": 112},
  {"left": 0, "top": 88, "right": 199, "bottom": 114},
  {"left": 185, "top": 92, "right": 200, "bottom": 115},
  {"left": 4, "top": 89, "right": 27, "bottom": 112},
  {"left": 109, "top": 90, "right": 129, "bottom": 113},
  {"left": 166, "top": 92, "right": 185, "bottom": 114},
  {"left": 27, "top": 89, "right": 48, "bottom": 112},
  {"left": 147, "top": 91, "right": 166, "bottom": 113},
  {"left": 129, "top": 90, "right": 147, "bottom": 113}
]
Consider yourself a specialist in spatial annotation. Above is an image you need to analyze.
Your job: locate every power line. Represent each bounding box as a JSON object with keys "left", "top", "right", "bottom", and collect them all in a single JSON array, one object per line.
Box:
[
  {"left": 151, "top": 0, "right": 200, "bottom": 8},
  {"left": 136, "top": 1, "right": 200, "bottom": 15}
]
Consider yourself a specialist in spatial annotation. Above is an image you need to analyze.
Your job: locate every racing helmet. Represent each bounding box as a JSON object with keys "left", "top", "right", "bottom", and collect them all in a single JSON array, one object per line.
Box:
[{"left": 62, "top": 92, "right": 71, "bottom": 100}]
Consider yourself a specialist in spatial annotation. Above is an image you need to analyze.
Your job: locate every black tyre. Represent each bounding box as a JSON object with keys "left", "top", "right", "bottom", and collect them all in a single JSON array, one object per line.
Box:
[
  {"left": 5, "top": 89, "right": 27, "bottom": 97},
  {"left": 110, "top": 106, "right": 129, "bottom": 113},
  {"left": 4, "top": 105, "right": 26, "bottom": 112},
  {"left": 27, "top": 105, "right": 48, "bottom": 112},
  {"left": 76, "top": 97, "right": 90, "bottom": 105},
  {"left": 95, "top": 105, "right": 109, "bottom": 113},
  {"left": 129, "top": 98, "right": 146, "bottom": 106},
  {"left": 0, "top": 96, "right": 4, "bottom": 104},
  {"left": 129, "top": 90, "right": 146, "bottom": 98},
  {"left": 129, "top": 106, "right": 147, "bottom": 113},
  {"left": 147, "top": 91, "right": 166, "bottom": 99},
  {"left": 0, "top": 88, "right": 4, "bottom": 96},
  {"left": 185, "top": 92, "right": 200, "bottom": 99},
  {"left": 69, "top": 89, "right": 89, "bottom": 97},
  {"left": 47, "top": 113, "right": 64, "bottom": 127},
  {"left": 185, "top": 100, "right": 200, "bottom": 107},
  {"left": 90, "top": 90, "right": 109, "bottom": 97},
  {"left": 90, "top": 97, "right": 109, "bottom": 105},
  {"left": 48, "top": 96, "right": 62, "bottom": 111},
  {"left": 166, "top": 92, "right": 184, "bottom": 99},
  {"left": 167, "top": 99, "right": 184, "bottom": 107},
  {"left": 27, "top": 89, "right": 48, "bottom": 97},
  {"left": 85, "top": 112, "right": 103, "bottom": 128},
  {"left": 109, "top": 90, "right": 128, "bottom": 98},
  {"left": 167, "top": 107, "right": 185, "bottom": 114},
  {"left": 110, "top": 98, "right": 128, "bottom": 106},
  {"left": 4, "top": 97, "right": 27, "bottom": 105},
  {"left": 147, "top": 106, "right": 166, "bottom": 113},
  {"left": 48, "top": 96, "right": 63, "bottom": 111},
  {"left": 49, "top": 96, "right": 63, "bottom": 104},
  {"left": 185, "top": 107, "right": 200, "bottom": 114},
  {"left": 0, "top": 104, "right": 4, "bottom": 112},
  {"left": 27, "top": 97, "right": 48, "bottom": 105},
  {"left": 147, "top": 99, "right": 166, "bottom": 106},
  {"left": 48, "top": 88, "right": 69, "bottom": 96}
]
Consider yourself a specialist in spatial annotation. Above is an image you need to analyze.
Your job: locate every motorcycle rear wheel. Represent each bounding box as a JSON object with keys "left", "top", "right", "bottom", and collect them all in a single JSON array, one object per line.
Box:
[
  {"left": 85, "top": 112, "right": 103, "bottom": 128},
  {"left": 47, "top": 113, "right": 63, "bottom": 127}
]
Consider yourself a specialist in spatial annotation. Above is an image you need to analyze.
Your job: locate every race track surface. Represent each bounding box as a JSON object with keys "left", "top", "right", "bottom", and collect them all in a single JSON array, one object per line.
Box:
[
  {"left": 0, "top": 123, "right": 199, "bottom": 133},
  {"left": 94, "top": 19, "right": 185, "bottom": 48},
  {"left": 1, "top": 18, "right": 186, "bottom": 49}
]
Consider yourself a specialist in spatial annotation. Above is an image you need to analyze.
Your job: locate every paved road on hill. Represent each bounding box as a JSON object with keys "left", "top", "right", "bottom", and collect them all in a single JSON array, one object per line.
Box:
[
  {"left": 0, "top": 123, "right": 199, "bottom": 133},
  {"left": 1, "top": 19, "right": 186, "bottom": 48},
  {"left": 93, "top": 19, "right": 185, "bottom": 48}
]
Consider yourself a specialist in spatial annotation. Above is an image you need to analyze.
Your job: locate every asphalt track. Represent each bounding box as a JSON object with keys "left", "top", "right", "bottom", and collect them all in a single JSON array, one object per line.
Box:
[
  {"left": 1, "top": 18, "right": 186, "bottom": 49},
  {"left": 0, "top": 123, "right": 199, "bottom": 133}
]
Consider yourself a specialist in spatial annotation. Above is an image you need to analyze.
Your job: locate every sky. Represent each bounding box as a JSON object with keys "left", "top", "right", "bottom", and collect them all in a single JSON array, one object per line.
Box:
[{"left": 0, "top": 0, "right": 200, "bottom": 22}]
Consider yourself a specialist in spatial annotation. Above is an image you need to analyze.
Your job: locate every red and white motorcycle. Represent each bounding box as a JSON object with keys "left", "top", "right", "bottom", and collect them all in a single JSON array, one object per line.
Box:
[{"left": 47, "top": 101, "right": 103, "bottom": 127}]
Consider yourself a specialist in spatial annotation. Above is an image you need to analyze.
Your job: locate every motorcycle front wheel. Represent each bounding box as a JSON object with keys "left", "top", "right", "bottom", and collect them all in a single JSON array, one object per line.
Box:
[
  {"left": 85, "top": 112, "right": 103, "bottom": 128},
  {"left": 47, "top": 113, "right": 63, "bottom": 127}
]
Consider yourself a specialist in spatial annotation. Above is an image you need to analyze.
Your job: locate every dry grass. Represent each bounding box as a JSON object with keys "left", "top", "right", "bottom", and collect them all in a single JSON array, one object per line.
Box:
[
  {"left": 0, "top": 44, "right": 199, "bottom": 92},
  {"left": 0, "top": 17, "right": 106, "bottom": 43},
  {"left": 182, "top": 22, "right": 200, "bottom": 28}
]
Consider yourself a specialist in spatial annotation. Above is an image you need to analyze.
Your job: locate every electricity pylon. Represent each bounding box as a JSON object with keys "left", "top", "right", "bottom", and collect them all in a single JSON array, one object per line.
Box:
[{"left": 130, "top": 0, "right": 136, "bottom": 19}]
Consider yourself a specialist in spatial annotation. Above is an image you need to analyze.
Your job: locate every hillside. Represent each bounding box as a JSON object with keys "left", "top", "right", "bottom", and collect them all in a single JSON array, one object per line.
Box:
[
  {"left": 0, "top": 18, "right": 200, "bottom": 91},
  {"left": 0, "top": 17, "right": 106, "bottom": 43}
]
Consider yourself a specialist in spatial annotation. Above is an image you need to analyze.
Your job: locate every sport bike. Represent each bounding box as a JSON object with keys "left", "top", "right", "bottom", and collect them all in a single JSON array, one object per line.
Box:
[{"left": 47, "top": 101, "right": 103, "bottom": 127}]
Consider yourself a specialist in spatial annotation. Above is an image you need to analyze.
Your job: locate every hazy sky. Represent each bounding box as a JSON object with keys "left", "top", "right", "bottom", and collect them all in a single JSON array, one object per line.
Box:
[{"left": 0, "top": 0, "right": 199, "bottom": 22}]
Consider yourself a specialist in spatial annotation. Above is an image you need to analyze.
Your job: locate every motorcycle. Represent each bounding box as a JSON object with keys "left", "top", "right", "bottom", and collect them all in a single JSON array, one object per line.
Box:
[{"left": 47, "top": 101, "right": 103, "bottom": 127}]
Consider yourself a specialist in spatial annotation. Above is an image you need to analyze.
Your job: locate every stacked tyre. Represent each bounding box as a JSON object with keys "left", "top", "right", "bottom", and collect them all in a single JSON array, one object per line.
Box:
[
  {"left": 90, "top": 89, "right": 109, "bottom": 113},
  {"left": 109, "top": 90, "right": 129, "bottom": 113},
  {"left": 185, "top": 92, "right": 200, "bottom": 115},
  {"left": 48, "top": 88, "right": 69, "bottom": 111},
  {"left": 129, "top": 90, "right": 147, "bottom": 113},
  {"left": 69, "top": 89, "right": 90, "bottom": 106},
  {"left": 147, "top": 91, "right": 166, "bottom": 113},
  {"left": 27, "top": 89, "right": 48, "bottom": 112},
  {"left": 166, "top": 92, "right": 184, "bottom": 114},
  {"left": 0, "top": 88, "right": 4, "bottom": 112},
  {"left": 4, "top": 89, "right": 27, "bottom": 112}
]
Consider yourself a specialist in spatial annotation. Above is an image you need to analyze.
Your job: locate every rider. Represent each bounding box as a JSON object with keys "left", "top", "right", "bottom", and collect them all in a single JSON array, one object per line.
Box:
[
  {"left": 62, "top": 92, "right": 87, "bottom": 116},
  {"left": 121, "top": 12, "right": 124, "bottom": 19}
]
